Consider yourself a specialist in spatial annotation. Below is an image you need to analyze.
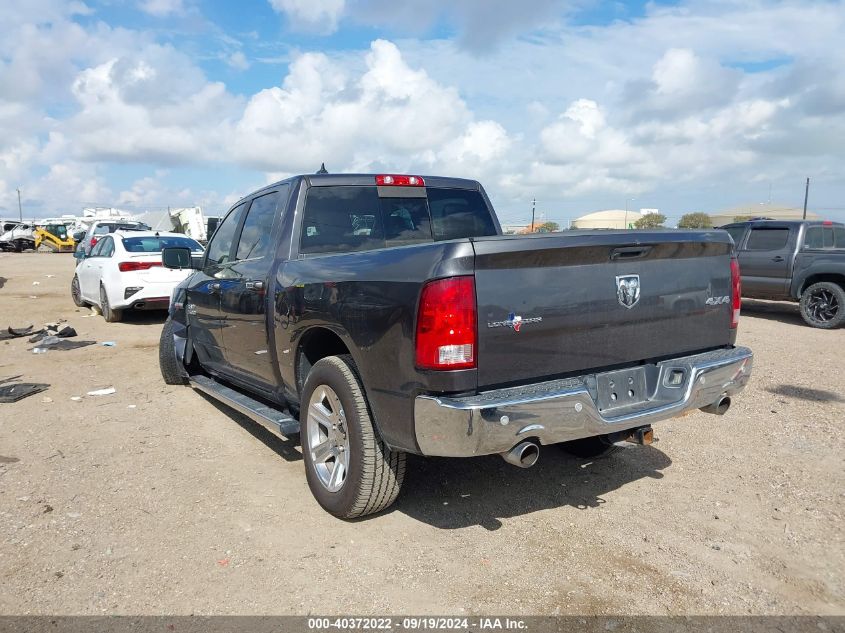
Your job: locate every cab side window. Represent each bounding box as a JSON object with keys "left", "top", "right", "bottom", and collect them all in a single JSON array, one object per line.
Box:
[
  {"left": 206, "top": 202, "right": 248, "bottom": 266},
  {"left": 100, "top": 237, "right": 115, "bottom": 257},
  {"left": 90, "top": 238, "right": 106, "bottom": 257},
  {"left": 804, "top": 227, "right": 823, "bottom": 249},
  {"left": 745, "top": 228, "right": 789, "bottom": 251},
  {"left": 235, "top": 187, "right": 287, "bottom": 261}
]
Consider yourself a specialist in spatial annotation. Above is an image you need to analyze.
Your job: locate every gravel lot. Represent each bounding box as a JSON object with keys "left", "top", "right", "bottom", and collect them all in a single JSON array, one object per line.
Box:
[{"left": 0, "top": 252, "right": 843, "bottom": 616}]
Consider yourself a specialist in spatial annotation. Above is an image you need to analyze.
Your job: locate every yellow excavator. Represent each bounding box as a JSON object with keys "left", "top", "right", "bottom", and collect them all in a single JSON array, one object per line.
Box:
[{"left": 34, "top": 224, "right": 76, "bottom": 253}]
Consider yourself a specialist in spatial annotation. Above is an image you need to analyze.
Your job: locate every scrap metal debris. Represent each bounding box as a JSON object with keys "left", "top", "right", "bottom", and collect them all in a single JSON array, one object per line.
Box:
[
  {"left": 29, "top": 325, "right": 78, "bottom": 343},
  {"left": 0, "top": 376, "right": 49, "bottom": 403},
  {"left": 0, "top": 325, "right": 38, "bottom": 340},
  {"left": 29, "top": 340, "right": 96, "bottom": 353},
  {"left": 87, "top": 387, "right": 116, "bottom": 396}
]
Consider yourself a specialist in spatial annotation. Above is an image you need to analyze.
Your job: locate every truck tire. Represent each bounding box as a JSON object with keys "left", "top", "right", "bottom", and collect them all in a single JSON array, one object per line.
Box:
[
  {"left": 800, "top": 282, "right": 845, "bottom": 329},
  {"left": 70, "top": 275, "right": 87, "bottom": 307},
  {"left": 560, "top": 435, "right": 619, "bottom": 459},
  {"left": 100, "top": 284, "right": 122, "bottom": 323},
  {"left": 159, "top": 317, "right": 187, "bottom": 385},
  {"left": 301, "top": 355, "right": 405, "bottom": 519}
]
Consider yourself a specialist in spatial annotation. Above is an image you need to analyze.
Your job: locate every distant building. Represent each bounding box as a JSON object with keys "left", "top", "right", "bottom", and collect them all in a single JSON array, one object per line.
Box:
[
  {"left": 501, "top": 223, "right": 529, "bottom": 234},
  {"left": 710, "top": 203, "right": 820, "bottom": 226},
  {"left": 572, "top": 209, "right": 644, "bottom": 229}
]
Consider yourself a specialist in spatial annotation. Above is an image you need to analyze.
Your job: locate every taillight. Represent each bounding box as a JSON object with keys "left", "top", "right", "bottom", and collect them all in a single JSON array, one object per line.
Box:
[
  {"left": 730, "top": 258, "right": 741, "bottom": 328},
  {"left": 90, "top": 237, "right": 98, "bottom": 247},
  {"left": 118, "top": 261, "right": 162, "bottom": 272},
  {"left": 375, "top": 174, "right": 425, "bottom": 187},
  {"left": 415, "top": 276, "right": 476, "bottom": 370}
]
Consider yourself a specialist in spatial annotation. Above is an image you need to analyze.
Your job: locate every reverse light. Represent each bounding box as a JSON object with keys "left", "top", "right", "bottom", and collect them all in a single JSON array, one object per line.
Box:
[
  {"left": 119, "top": 261, "right": 162, "bottom": 272},
  {"left": 375, "top": 174, "right": 425, "bottom": 187},
  {"left": 730, "top": 257, "right": 741, "bottom": 329},
  {"left": 415, "top": 276, "right": 476, "bottom": 370}
]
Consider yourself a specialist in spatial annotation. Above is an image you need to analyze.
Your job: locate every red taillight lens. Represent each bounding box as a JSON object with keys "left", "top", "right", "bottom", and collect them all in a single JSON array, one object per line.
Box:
[
  {"left": 415, "top": 276, "right": 476, "bottom": 370},
  {"left": 730, "top": 258, "right": 741, "bottom": 328},
  {"left": 118, "top": 261, "right": 162, "bottom": 272},
  {"left": 89, "top": 237, "right": 98, "bottom": 247},
  {"left": 375, "top": 174, "right": 425, "bottom": 187}
]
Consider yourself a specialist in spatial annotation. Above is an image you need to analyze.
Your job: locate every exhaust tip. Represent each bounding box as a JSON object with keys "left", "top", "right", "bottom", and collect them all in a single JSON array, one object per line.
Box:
[
  {"left": 700, "top": 396, "right": 731, "bottom": 416},
  {"left": 502, "top": 441, "right": 540, "bottom": 468}
]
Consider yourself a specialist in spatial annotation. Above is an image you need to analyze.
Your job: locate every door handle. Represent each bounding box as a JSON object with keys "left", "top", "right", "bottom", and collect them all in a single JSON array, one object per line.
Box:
[
  {"left": 610, "top": 246, "right": 653, "bottom": 260},
  {"left": 772, "top": 256, "right": 784, "bottom": 262},
  {"left": 245, "top": 280, "right": 265, "bottom": 292},
  {"left": 209, "top": 282, "right": 221, "bottom": 293}
]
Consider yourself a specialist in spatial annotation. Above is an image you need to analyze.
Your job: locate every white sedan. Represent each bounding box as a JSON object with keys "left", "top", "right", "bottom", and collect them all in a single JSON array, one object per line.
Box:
[{"left": 71, "top": 230, "right": 204, "bottom": 322}]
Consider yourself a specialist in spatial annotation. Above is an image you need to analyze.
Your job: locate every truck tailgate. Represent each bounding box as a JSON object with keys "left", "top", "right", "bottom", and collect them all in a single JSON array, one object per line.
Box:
[{"left": 473, "top": 231, "right": 735, "bottom": 389}]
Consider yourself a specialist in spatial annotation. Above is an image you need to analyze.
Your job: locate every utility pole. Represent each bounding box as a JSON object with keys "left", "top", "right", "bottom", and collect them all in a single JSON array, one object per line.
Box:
[
  {"left": 16, "top": 188, "right": 22, "bottom": 221},
  {"left": 802, "top": 177, "right": 810, "bottom": 220},
  {"left": 531, "top": 197, "right": 536, "bottom": 232}
]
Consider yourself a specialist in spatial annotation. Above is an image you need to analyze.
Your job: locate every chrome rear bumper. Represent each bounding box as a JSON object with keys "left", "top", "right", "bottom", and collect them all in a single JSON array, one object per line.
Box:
[{"left": 414, "top": 346, "right": 753, "bottom": 457}]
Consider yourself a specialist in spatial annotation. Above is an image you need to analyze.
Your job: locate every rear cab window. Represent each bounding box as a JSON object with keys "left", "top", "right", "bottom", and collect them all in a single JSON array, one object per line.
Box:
[
  {"left": 804, "top": 225, "right": 845, "bottom": 250},
  {"left": 122, "top": 236, "right": 203, "bottom": 253},
  {"left": 299, "top": 184, "right": 496, "bottom": 255}
]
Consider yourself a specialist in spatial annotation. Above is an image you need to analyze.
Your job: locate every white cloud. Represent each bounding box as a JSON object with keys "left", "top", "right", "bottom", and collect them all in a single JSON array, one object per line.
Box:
[
  {"left": 232, "top": 40, "right": 481, "bottom": 171},
  {"left": 268, "top": 0, "right": 345, "bottom": 34},
  {"left": 65, "top": 44, "right": 241, "bottom": 164},
  {"left": 348, "top": 0, "right": 570, "bottom": 52},
  {"left": 3, "top": 0, "right": 845, "bottom": 223},
  {"left": 226, "top": 51, "right": 250, "bottom": 70},
  {"left": 138, "top": 0, "right": 185, "bottom": 18}
]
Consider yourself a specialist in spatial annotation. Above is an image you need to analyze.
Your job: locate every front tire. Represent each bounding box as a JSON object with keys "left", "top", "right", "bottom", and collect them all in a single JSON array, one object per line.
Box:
[
  {"left": 159, "top": 317, "right": 187, "bottom": 385},
  {"left": 100, "top": 284, "right": 122, "bottom": 323},
  {"left": 301, "top": 355, "right": 405, "bottom": 519},
  {"left": 71, "top": 275, "right": 87, "bottom": 307},
  {"left": 800, "top": 282, "right": 845, "bottom": 329}
]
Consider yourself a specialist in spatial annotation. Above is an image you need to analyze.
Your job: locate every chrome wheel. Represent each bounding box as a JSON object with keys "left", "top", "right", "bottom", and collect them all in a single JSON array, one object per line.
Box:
[{"left": 306, "top": 385, "right": 350, "bottom": 493}]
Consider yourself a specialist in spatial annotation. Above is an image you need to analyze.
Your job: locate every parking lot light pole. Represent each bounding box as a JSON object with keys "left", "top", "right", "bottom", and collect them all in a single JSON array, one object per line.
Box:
[
  {"left": 803, "top": 177, "right": 809, "bottom": 220},
  {"left": 17, "top": 188, "right": 22, "bottom": 221}
]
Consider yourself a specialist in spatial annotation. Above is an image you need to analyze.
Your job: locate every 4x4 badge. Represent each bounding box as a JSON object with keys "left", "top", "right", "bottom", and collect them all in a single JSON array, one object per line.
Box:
[
  {"left": 616, "top": 274, "right": 640, "bottom": 309},
  {"left": 487, "top": 312, "right": 542, "bottom": 332}
]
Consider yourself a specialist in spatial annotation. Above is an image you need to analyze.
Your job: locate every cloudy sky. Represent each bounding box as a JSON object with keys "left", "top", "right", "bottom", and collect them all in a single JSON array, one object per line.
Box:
[{"left": 2, "top": 0, "right": 845, "bottom": 226}]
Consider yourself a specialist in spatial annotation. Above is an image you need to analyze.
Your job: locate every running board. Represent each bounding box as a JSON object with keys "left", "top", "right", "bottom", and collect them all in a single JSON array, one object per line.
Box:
[{"left": 190, "top": 375, "right": 300, "bottom": 438}]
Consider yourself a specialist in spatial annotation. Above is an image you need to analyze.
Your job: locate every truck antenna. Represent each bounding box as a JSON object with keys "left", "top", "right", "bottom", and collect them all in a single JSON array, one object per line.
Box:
[{"left": 316, "top": 163, "right": 328, "bottom": 174}]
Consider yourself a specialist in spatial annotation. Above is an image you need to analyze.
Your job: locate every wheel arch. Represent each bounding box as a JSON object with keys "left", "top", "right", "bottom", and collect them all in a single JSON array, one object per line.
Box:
[
  {"left": 294, "top": 326, "right": 387, "bottom": 439},
  {"left": 797, "top": 273, "right": 845, "bottom": 298},
  {"left": 295, "top": 326, "right": 356, "bottom": 397}
]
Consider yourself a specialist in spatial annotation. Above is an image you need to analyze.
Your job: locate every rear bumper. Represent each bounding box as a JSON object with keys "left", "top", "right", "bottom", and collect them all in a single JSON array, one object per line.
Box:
[{"left": 414, "top": 346, "right": 753, "bottom": 457}]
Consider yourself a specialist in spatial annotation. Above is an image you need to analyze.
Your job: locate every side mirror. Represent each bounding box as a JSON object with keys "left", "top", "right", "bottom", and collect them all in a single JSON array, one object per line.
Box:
[{"left": 162, "top": 246, "right": 196, "bottom": 269}]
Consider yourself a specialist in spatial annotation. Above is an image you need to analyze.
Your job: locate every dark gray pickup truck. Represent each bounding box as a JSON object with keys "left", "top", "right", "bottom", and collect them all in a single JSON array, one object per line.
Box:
[
  {"left": 722, "top": 220, "right": 845, "bottom": 328},
  {"left": 158, "top": 173, "right": 753, "bottom": 518}
]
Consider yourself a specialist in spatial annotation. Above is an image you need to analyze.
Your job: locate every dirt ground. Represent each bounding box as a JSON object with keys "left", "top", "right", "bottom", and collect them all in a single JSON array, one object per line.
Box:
[{"left": 0, "top": 251, "right": 842, "bottom": 616}]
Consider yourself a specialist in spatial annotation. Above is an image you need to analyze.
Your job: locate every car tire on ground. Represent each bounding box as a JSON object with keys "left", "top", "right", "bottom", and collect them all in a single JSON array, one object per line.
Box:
[
  {"left": 799, "top": 281, "right": 845, "bottom": 329},
  {"left": 301, "top": 354, "right": 405, "bottom": 519},
  {"left": 560, "top": 435, "right": 620, "bottom": 459},
  {"left": 100, "top": 284, "right": 122, "bottom": 323},
  {"left": 70, "top": 275, "right": 87, "bottom": 307},
  {"left": 159, "top": 317, "right": 187, "bottom": 385}
]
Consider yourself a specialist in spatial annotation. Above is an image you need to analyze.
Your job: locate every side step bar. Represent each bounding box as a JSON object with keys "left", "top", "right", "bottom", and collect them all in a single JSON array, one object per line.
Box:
[{"left": 190, "top": 375, "right": 300, "bottom": 438}]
